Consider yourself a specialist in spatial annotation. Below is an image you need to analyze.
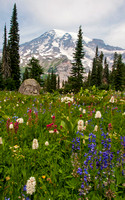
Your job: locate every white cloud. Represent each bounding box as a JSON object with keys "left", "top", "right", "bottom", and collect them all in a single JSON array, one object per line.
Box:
[
  {"left": 105, "top": 23, "right": 125, "bottom": 48},
  {"left": 22, "top": 0, "right": 124, "bottom": 26},
  {"left": 0, "top": 0, "right": 125, "bottom": 48}
]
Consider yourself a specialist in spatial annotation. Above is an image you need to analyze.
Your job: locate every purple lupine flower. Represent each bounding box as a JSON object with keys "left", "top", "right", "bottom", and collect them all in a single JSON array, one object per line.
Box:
[
  {"left": 23, "top": 185, "right": 27, "bottom": 191},
  {"left": 77, "top": 167, "right": 83, "bottom": 175}
]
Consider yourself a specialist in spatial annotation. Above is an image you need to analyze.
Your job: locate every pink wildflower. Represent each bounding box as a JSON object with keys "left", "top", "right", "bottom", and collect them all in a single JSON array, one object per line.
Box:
[
  {"left": 108, "top": 123, "right": 112, "bottom": 131},
  {"left": 14, "top": 121, "right": 19, "bottom": 134},
  {"left": 52, "top": 116, "right": 55, "bottom": 120},
  {"left": 29, "top": 109, "right": 32, "bottom": 113},
  {"left": 54, "top": 129, "right": 58, "bottom": 133}
]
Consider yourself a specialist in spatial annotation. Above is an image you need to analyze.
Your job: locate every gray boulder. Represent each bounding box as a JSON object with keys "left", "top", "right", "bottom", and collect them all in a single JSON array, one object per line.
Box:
[{"left": 18, "top": 79, "right": 41, "bottom": 95}]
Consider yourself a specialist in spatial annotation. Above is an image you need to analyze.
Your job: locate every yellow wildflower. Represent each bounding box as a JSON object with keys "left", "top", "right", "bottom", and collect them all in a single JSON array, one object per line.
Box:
[{"left": 6, "top": 176, "right": 10, "bottom": 181}]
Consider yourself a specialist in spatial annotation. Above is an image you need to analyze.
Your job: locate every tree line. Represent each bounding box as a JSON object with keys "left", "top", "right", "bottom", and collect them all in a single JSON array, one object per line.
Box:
[
  {"left": 0, "top": 4, "right": 125, "bottom": 92},
  {"left": 0, "top": 3, "right": 60, "bottom": 92},
  {"left": 63, "top": 26, "right": 125, "bottom": 92},
  {"left": 0, "top": 4, "right": 20, "bottom": 90}
]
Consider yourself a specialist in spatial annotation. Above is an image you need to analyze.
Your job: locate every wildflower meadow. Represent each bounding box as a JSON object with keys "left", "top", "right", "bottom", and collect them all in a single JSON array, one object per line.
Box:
[{"left": 0, "top": 88, "right": 125, "bottom": 200}]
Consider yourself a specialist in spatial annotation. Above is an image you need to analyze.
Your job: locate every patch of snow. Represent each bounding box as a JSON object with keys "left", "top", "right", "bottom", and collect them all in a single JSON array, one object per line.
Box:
[
  {"left": 23, "top": 49, "right": 31, "bottom": 56},
  {"left": 33, "top": 55, "right": 39, "bottom": 59},
  {"left": 52, "top": 41, "right": 59, "bottom": 47},
  {"left": 20, "top": 59, "right": 23, "bottom": 64},
  {"left": 27, "top": 57, "right": 32, "bottom": 60},
  {"left": 55, "top": 54, "right": 61, "bottom": 58},
  {"left": 60, "top": 45, "right": 73, "bottom": 60},
  {"left": 54, "top": 29, "right": 66, "bottom": 38}
]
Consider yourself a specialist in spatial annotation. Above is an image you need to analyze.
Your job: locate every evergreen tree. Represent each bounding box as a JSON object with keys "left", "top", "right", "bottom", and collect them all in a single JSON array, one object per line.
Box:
[
  {"left": 70, "top": 26, "right": 84, "bottom": 92},
  {"left": 86, "top": 70, "right": 91, "bottom": 88},
  {"left": 57, "top": 75, "right": 60, "bottom": 89},
  {"left": 8, "top": 3, "right": 20, "bottom": 90},
  {"left": 0, "top": 60, "right": 4, "bottom": 90},
  {"left": 28, "top": 57, "right": 44, "bottom": 85},
  {"left": 110, "top": 52, "right": 118, "bottom": 89},
  {"left": 90, "top": 58, "right": 97, "bottom": 86},
  {"left": 90, "top": 47, "right": 104, "bottom": 88},
  {"left": 115, "top": 54, "right": 123, "bottom": 91},
  {"left": 50, "top": 69, "right": 56, "bottom": 92},
  {"left": 46, "top": 70, "right": 57, "bottom": 92},
  {"left": 95, "top": 46, "right": 99, "bottom": 60},
  {"left": 90, "top": 46, "right": 99, "bottom": 87},
  {"left": 2, "top": 25, "right": 11, "bottom": 80},
  {"left": 103, "top": 57, "right": 109, "bottom": 85},
  {"left": 122, "top": 63, "right": 125, "bottom": 88},
  {"left": 96, "top": 51, "right": 103, "bottom": 87},
  {"left": 46, "top": 73, "right": 51, "bottom": 92},
  {"left": 23, "top": 67, "right": 29, "bottom": 81}
]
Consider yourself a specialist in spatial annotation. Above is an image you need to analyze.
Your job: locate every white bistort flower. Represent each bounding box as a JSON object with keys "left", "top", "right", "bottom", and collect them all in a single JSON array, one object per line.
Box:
[
  {"left": 49, "top": 130, "right": 54, "bottom": 134},
  {"left": 83, "top": 109, "right": 86, "bottom": 114},
  {"left": 95, "top": 111, "right": 101, "bottom": 119},
  {"left": 94, "top": 125, "right": 98, "bottom": 132},
  {"left": 61, "top": 96, "right": 74, "bottom": 103},
  {"left": 0, "top": 137, "right": 3, "bottom": 145},
  {"left": 26, "top": 177, "right": 36, "bottom": 195},
  {"left": 45, "top": 141, "right": 49, "bottom": 146},
  {"left": 32, "top": 139, "right": 39, "bottom": 149},
  {"left": 78, "top": 120, "right": 84, "bottom": 127},
  {"left": 79, "top": 107, "right": 82, "bottom": 111},
  {"left": 78, "top": 120, "right": 84, "bottom": 131},
  {"left": 16, "top": 118, "right": 24, "bottom": 124},
  {"left": 78, "top": 125, "right": 83, "bottom": 131},
  {"left": 109, "top": 96, "right": 114, "bottom": 103},
  {"left": 85, "top": 121, "right": 88, "bottom": 126},
  {"left": 9, "top": 123, "right": 14, "bottom": 129}
]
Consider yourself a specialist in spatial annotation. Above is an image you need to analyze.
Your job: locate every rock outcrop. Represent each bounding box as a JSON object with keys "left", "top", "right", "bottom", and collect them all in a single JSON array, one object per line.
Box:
[{"left": 18, "top": 79, "right": 41, "bottom": 95}]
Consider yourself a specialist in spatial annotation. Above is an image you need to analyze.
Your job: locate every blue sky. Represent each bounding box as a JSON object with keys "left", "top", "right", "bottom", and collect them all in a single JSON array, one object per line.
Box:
[{"left": 0, "top": 0, "right": 125, "bottom": 49}]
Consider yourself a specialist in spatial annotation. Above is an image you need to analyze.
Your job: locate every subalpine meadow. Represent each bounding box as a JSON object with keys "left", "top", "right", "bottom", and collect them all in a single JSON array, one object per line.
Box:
[{"left": 0, "top": 88, "right": 125, "bottom": 200}]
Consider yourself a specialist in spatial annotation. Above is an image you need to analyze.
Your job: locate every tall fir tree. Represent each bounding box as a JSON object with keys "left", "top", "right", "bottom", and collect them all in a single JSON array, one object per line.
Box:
[
  {"left": 50, "top": 69, "right": 56, "bottom": 92},
  {"left": 110, "top": 52, "right": 118, "bottom": 89},
  {"left": 86, "top": 70, "right": 91, "bottom": 88},
  {"left": 96, "top": 51, "right": 103, "bottom": 87},
  {"left": 103, "top": 57, "right": 109, "bottom": 85},
  {"left": 122, "top": 63, "right": 125, "bottom": 88},
  {"left": 2, "top": 25, "right": 11, "bottom": 80},
  {"left": 70, "top": 26, "right": 84, "bottom": 92},
  {"left": 46, "top": 73, "right": 51, "bottom": 92},
  {"left": 57, "top": 75, "right": 60, "bottom": 90},
  {"left": 23, "top": 67, "right": 29, "bottom": 81},
  {"left": 90, "top": 58, "right": 97, "bottom": 86},
  {"left": 115, "top": 54, "right": 123, "bottom": 91},
  {"left": 90, "top": 46, "right": 99, "bottom": 87},
  {"left": 28, "top": 57, "right": 44, "bottom": 85},
  {"left": 0, "top": 60, "right": 4, "bottom": 90},
  {"left": 46, "top": 70, "right": 57, "bottom": 92},
  {"left": 8, "top": 3, "right": 20, "bottom": 90}
]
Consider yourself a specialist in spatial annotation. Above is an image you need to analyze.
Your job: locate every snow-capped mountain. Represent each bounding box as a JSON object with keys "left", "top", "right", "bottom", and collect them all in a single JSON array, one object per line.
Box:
[
  {"left": 0, "top": 29, "right": 124, "bottom": 84},
  {"left": 13, "top": 29, "right": 125, "bottom": 83}
]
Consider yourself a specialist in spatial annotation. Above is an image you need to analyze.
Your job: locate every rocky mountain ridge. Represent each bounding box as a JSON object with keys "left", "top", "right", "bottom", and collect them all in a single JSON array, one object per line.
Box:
[
  {"left": 1, "top": 29, "right": 125, "bottom": 84},
  {"left": 19, "top": 29, "right": 125, "bottom": 83}
]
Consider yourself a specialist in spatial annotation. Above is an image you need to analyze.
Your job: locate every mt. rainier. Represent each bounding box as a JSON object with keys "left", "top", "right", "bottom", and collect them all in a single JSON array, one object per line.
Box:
[{"left": 20, "top": 29, "right": 125, "bottom": 83}]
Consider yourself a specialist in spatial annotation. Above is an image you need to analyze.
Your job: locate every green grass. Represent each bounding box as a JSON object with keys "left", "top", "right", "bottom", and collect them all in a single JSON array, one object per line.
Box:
[{"left": 0, "top": 90, "right": 125, "bottom": 200}]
